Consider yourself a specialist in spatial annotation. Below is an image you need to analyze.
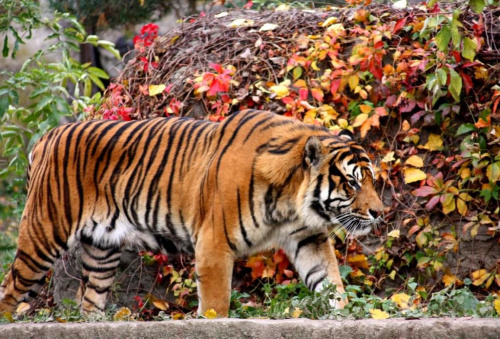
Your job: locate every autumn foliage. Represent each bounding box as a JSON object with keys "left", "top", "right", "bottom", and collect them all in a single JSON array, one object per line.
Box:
[{"left": 91, "top": 3, "right": 500, "bottom": 316}]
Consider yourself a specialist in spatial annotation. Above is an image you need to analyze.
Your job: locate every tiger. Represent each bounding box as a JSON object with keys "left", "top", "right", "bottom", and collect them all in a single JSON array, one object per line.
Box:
[{"left": 0, "top": 109, "right": 383, "bottom": 317}]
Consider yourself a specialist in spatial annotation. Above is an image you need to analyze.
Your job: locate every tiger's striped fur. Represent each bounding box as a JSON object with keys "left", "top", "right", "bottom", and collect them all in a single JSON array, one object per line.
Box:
[{"left": 0, "top": 110, "right": 383, "bottom": 316}]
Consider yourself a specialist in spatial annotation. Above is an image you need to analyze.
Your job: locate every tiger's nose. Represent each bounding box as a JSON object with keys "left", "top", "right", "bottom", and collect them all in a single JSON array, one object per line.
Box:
[{"left": 368, "top": 209, "right": 381, "bottom": 219}]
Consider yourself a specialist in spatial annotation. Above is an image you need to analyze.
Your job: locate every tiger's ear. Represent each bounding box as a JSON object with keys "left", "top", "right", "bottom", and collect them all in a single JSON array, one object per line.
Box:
[
  {"left": 338, "top": 129, "right": 354, "bottom": 141},
  {"left": 303, "top": 136, "right": 324, "bottom": 169}
]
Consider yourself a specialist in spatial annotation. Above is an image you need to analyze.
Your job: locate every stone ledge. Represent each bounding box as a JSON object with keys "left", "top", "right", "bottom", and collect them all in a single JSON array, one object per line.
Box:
[{"left": 2, "top": 318, "right": 500, "bottom": 339}]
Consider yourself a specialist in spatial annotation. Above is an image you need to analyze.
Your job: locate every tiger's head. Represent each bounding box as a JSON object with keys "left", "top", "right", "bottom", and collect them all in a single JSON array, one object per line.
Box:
[{"left": 300, "top": 130, "right": 384, "bottom": 236}]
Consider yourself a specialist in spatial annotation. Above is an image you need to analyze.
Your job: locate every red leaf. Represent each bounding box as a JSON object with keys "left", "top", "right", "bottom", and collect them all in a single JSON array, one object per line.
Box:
[
  {"left": 425, "top": 195, "right": 441, "bottom": 210},
  {"left": 370, "top": 62, "right": 383, "bottom": 80},
  {"left": 412, "top": 186, "right": 438, "bottom": 197},
  {"left": 209, "top": 63, "right": 224, "bottom": 74},
  {"left": 243, "top": 0, "right": 253, "bottom": 9},
  {"left": 461, "top": 72, "right": 473, "bottom": 95},
  {"left": 451, "top": 51, "right": 461, "bottom": 63},
  {"left": 330, "top": 79, "right": 341, "bottom": 95},
  {"left": 408, "top": 225, "right": 420, "bottom": 237},
  {"left": 207, "top": 79, "right": 227, "bottom": 97},
  {"left": 299, "top": 88, "right": 309, "bottom": 101},
  {"left": 393, "top": 17, "right": 407, "bottom": 34}
]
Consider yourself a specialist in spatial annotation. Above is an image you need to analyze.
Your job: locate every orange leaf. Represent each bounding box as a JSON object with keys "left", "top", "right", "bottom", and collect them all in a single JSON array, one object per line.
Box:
[
  {"left": 347, "top": 254, "right": 369, "bottom": 269},
  {"left": 311, "top": 88, "right": 324, "bottom": 102},
  {"left": 359, "top": 104, "right": 372, "bottom": 114}
]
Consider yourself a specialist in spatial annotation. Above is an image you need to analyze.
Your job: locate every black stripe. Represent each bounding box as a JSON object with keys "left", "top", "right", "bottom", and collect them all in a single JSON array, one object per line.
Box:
[
  {"left": 223, "top": 210, "right": 237, "bottom": 252},
  {"left": 215, "top": 110, "right": 260, "bottom": 183},
  {"left": 304, "top": 264, "right": 323, "bottom": 288},
  {"left": 237, "top": 188, "right": 252, "bottom": 247},
  {"left": 310, "top": 273, "right": 328, "bottom": 291},
  {"left": 295, "top": 233, "right": 328, "bottom": 259}
]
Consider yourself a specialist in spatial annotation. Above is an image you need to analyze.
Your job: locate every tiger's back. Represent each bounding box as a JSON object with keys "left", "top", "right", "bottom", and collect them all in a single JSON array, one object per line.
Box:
[{"left": 0, "top": 110, "right": 384, "bottom": 316}]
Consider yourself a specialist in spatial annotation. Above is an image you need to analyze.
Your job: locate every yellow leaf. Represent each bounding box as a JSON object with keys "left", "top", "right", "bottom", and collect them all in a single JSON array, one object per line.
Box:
[
  {"left": 359, "top": 104, "right": 372, "bottom": 114},
  {"left": 352, "top": 113, "right": 369, "bottom": 127},
  {"left": 153, "top": 299, "right": 169, "bottom": 311},
  {"left": 404, "top": 168, "right": 427, "bottom": 184},
  {"left": 406, "top": 155, "right": 424, "bottom": 168},
  {"left": 326, "top": 23, "right": 345, "bottom": 36},
  {"left": 172, "top": 312, "right": 185, "bottom": 320},
  {"left": 456, "top": 197, "right": 468, "bottom": 216},
  {"left": 259, "top": 23, "right": 279, "bottom": 31},
  {"left": 204, "top": 308, "right": 218, "bottom": 319},
  {"left": 348, "top": 75, "right": 359, "bottom": 91},
  {"left": 347, "top": 254, "right": 369, "bottom": 269},
  {"left": 442, "top": 273, "right": 460, "bottom": 287},
  {"left": 370, "top": 309, "right": 390, "bottom": 319},
  {"left": 387, "top": 229, "right": 400, "bottom": 238},
  {"left": 270, "top": 84, "right": 290, "bottom": 99},
  {"left": 292, "top": 307, "right": 303, "bottom": 318},
  {"left": 15, "top": 302, "right": 31, "bottom": 315},
  {"left": 214, "top": 12, "right": 229, "bottom": 18},
  {"left": 390, "top": 293, "right": 411, "bottom": 309},
  {"left": 419, "top": 134, "right": 443, "bottom": 151},
  {"left": 494, "top": 299, "right": 500, "bottom": 315},
  {"left": 113, "top": 307, "right": 132, "bottom": 321},
  {"left": 228, "top": 18, "right": 254, "bottom": 28},
  {"left": 442, "top": 193, "right": 456, "bottom": 215},
  {"left": 2, "top": 311, "right": 15, "bottom": 323},
  {"left": 311, "top": 61, "right": 320, "bottom": 71},
  {"left": 472, "top": 269, "right": 490, "bottom": 286},
  {"left": 381, "top": 151, "right": 395, "bottom": 163},
  {"left": 321, "top": 16, "right": 339, "bottom": 27},
  {"left": 148, "top": 84, "right": 166, "bottom": 96}
]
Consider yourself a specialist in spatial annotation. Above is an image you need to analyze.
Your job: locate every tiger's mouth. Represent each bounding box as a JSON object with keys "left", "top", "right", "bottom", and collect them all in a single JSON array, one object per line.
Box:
[{"left": 329, "top": 214, "right": 379, "bottom": 237}]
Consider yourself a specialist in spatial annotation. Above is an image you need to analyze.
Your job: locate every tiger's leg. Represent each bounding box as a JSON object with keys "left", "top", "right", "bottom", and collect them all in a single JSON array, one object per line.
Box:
[
  {"left": 0, "top": 219, "right": 59, "bottom": 314},
  {"left": 283, "top": 230, "right": 345, "bottom": 308},
  {"left": 195, "top": 226, "right": 235, "bottom": 317},
  {"left": 77, "top": 235, "right": 121, "bottom": 315}
]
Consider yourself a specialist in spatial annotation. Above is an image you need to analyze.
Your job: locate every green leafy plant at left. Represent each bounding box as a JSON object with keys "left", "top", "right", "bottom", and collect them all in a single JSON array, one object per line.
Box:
[{"left": 0, "top": 0, "right": 120, "bottom": 280}]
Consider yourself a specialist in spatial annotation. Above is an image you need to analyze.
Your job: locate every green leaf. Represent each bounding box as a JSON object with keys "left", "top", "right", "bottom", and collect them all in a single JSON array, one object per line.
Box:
[
  {"left": 35, "top": 96, "right": 53, "bottom": 112},
  {"left": 437, "top": 68, "right": 447, "bottom": 86},
  {"left": 435, "top": 25, "right": 451, "bottom": 51},
  {"left": 293, "top": 67, "right": 303, "bottom": 80},
  {"left": 456, "top": 123, "right": 476, "bottom": 136},
  {"left": 448, "top": 68, "right": 462, "bottom": 102},
  {"left": 101, "top": 44, "right": 121, "bottom": 60},
  {"left": 0, "top": 96, "right": 9, "bottom": 119},
  {"left": 469, "top": 0, "right": 486, "bottom": 14},
  {"left": 87, "top": 67, "right": 109, "bottom": 79},
  {"left": 462, "top": 37, "right": 477, "bottom": 61},
  {"left": 450, "top": 22, "right": 461, "bottom": 49},
  {"left": 2, "top": 35, "right": 8, "bottom": 57}
]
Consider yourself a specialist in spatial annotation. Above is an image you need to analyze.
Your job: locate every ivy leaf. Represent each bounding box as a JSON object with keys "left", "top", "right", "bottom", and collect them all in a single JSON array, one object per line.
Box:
[
  {"left": 435, "top": 25, "right": 451, "bottom": 51},
  {"left": 390, "top": 293, "right": 410, "bottom": 309},
  {"left": 469, "top": 0, "right": 486, "bottom": 14},
  {"left": 448, "top": 68, "right": 462, "bottom": 102},
  {"left": 370, "top": 309, "right": 390, "bottom": 319},
  {"left": 404, "top": 168, "right": 427, "bottom": 184}
]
